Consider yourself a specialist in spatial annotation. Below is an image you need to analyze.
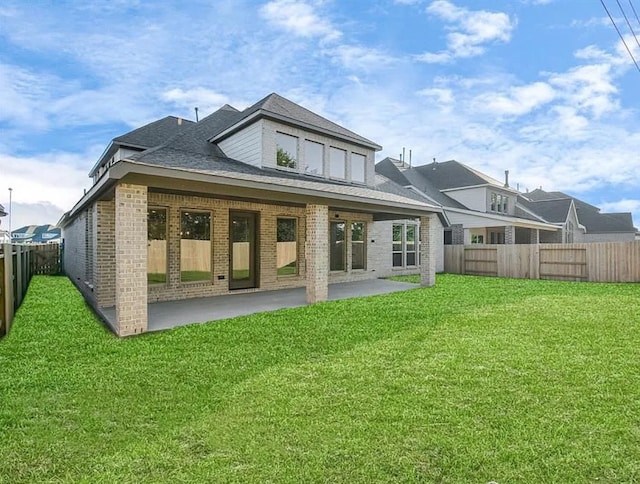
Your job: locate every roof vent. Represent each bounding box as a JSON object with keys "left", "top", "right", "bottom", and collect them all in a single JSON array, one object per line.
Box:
[{"left": 177, "top": 117, "right": 183, "bottom": 126}]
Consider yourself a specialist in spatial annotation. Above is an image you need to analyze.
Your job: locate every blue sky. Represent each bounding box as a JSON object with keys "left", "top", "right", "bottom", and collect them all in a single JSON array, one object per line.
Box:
[{"left": 1, "top": 0, "right": 639, "bottom": 230}]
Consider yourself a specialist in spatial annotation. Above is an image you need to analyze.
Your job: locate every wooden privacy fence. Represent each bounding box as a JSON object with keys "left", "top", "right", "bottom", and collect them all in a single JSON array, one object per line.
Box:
[
  {"left": 1, "top": 243, "right": 61, "bottom": 337},
  {"left": 444, "top": 241, "right": 640, "bottom": 282}
]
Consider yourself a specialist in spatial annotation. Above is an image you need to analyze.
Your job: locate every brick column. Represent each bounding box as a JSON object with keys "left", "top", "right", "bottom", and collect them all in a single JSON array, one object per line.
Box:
[
  {"left": 115, "top": 183, "right": 148, "bottom": 336},
  {"left": 530, "top": 228, "right": 539, "bottom": 244},
  {"left": 305, "top": 204, "right": 328, "bottom": 303},
  {"left": 420, "top": 215, "right": 436, "bottom": 287},
  {"left": 505, "top": 225, "right": 515, "bottom": 245},
  {"left": 451, "top": 224, "right": 464, "bottom": 245}
]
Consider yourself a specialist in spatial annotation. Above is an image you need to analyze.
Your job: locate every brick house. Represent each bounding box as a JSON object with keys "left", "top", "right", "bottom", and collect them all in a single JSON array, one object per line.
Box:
[
  {"left": 60, "top": 93, "right": 442, "bottom": 336},
  {"left": 519, "top": 189, "right": 636, "bottom": 243},
  {"left": 376, "top": 157, "right": 559, "bottom": 247}
]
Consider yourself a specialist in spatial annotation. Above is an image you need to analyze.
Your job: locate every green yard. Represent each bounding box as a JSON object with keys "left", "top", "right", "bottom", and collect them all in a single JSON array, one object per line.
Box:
[{"left": 1, "top": 275, "right": 639, "bottom": 482}]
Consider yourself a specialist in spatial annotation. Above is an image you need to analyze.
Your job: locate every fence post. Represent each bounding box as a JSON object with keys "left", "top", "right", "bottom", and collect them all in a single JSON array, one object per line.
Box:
[
  {"left": 15, "top": 245, "right": 23, "bottom": 307},
  {"left": 3, "top": 244, "right": 14, "bottom": 335}
]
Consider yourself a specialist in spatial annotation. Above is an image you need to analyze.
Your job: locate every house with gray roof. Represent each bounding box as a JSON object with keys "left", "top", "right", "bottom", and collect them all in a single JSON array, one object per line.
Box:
[
  {"left": 376, "top": 157, "right": 559, "bottom": 247},
  {"left": 59, "top": 93, "right": 442, "bottom": 336},
  {"left": 520, "top": 189, "right": 636, "bottom": 243}
]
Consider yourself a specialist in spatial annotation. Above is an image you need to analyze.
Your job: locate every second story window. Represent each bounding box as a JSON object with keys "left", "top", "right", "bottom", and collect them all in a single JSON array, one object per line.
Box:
[
  {"left": 330, "top": 147, "right": 346, "bottom": 179},
  {"left": 276, "top": 132, "right": 298, "bottom": 169},
  {"left": 304, "top": 140, "right": 324, "bottom": 175},
  {"left": 351, "top": 153, "right": 366, "bottom": 183},
  {"left": 490, "top": 192, "right": 508, "bottom": 213}
]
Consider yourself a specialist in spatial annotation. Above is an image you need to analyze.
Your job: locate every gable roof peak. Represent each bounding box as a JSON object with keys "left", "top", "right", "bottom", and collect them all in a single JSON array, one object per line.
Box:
[{"left": 211, "top": 92, "right": 381, "bottom": 150}]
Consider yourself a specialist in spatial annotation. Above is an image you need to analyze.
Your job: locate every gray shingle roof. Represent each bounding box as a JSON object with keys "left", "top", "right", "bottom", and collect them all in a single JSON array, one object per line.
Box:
[
  {"left": 113, "top": 116, "right": 196, "bottom": 148},
  {"left": 375, "top": 158, "right": 467, "bottom": 209},
  {"left": 518, "top": 196, "right": 572, "bottom": 224},
  {"left": 522, "top": 188, "right": 635, "bottom": 233},
  {"left": 212, "top": 93, "right": 381, "bottom": 150},
  {"left": 126, "top": 106, "right": 437, "bottom": 212},
  {"left": 413, "top": 160, "right": 497, "bottom": 190}
]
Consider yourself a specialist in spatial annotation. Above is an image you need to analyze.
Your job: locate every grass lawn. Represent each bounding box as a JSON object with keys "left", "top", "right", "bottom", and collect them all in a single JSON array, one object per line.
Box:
[{"left": 2, "top": 275, "right": 640, "bottom": 482}]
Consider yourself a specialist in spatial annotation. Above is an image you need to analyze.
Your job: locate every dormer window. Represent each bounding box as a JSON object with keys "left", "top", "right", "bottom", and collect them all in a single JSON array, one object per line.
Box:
[
  {"left": 330, "top": 147, "right": 346, "bottom": 179},
  {"left": 304, "top": 140, "right": 324, "bottom": 176},
  {"left": 490, "top": 192, "right": 509, "bottom": 214},
  {"left": 276, "top": 132, "right": 298, "bottom": 169},
  {"left": 351, "top": 153, "right": 366, "bottom": 184}
]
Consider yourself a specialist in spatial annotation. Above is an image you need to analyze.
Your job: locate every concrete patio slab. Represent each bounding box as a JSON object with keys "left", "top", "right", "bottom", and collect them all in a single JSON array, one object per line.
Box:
[{"left": 99, "top": 278, "right": 418, "bottom": 333}]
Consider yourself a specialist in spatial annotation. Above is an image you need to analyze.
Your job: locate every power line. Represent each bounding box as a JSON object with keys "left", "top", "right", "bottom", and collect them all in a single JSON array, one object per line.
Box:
[
  {"left": 629, "top": 0, "right": 640, "bottom": 29},
  {"left": 616, "top": 0, "right": 640, "bottom": 50},
  {"left": 600, "top": 0, "right": 640, "bottom": 73}
]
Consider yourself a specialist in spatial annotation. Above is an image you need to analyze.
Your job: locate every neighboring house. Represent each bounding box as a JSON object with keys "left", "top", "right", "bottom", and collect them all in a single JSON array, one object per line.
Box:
[
  {"left": 0, "top": 203, "right": 7, "bottom": 243},
  {"left": 520, "top": 189, "right": 637, "bottom": 243},
  {"left": 376, "top": 157, "right": 559, "bottom": 246},
  {"left": 59, "top": 93, "right": 442, "bottom": 336},
  {"left": 11, "top": 225, "right": 62, "bottom": 244}
]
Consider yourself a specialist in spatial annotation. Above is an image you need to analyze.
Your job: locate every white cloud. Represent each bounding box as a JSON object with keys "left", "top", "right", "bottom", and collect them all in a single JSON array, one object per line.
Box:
[
  {"left": 417, "top": 87, "right": 455, "bottom": 105},
  {"left": 473, "top": 82, "right": 556, "bottom": 116},
  {"left": 260, "top": 0, "right": 341, "bottom": 42},
  {"left": 324, "top": 44, "right": 397, "bottom": 71},
  {"left": 600, "top": 199, "right": 640, "bottom": 214},
  {"left": 162, "top": 88, "right": 236, "bottom": 116},
  {"left": 548, "top": 64, "right": 618, "bottom": 118},
  {"left": 0, "top": 202, "right": 66, "bottom": 232},
  {"left": 418, "top": 0, "right": 515, "bottom": 63},
  {"left": 0, "top": 152, "right": 92, "bottom": 213}
]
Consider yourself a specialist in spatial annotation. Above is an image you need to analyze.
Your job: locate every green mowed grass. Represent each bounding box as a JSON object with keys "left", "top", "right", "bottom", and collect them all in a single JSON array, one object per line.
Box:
[{"left": 1, "top": 275, "right": 640, "bottom": 482}]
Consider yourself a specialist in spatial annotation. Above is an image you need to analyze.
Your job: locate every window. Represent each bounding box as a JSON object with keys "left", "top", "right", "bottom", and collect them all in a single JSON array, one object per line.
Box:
[
  {"left": 330, "top": 221, "right": 346, "bottom": 271},
  {"left": 351, "top": 153, "right": 366, "bottom": 183},
  {"left": 304, "top": 140, "right": 323, "bottom": 175},
  {"left": 329, "top": 147, "right": 346, "bottom": 179},
  {"left": 471, "top": 234, "right": 484, "bottom": 244},
  {"left": 351, "top": 222, "right": 366, "bottom": 270},
  {"left": 406, "top": 225, "right": 416, "bottom": 266},
  {"left": 277, "top": 218, "right": 297, "bottom": 276},
  {"left": 180, "top": 211, "right": 211, "bottom": 282},
  {"left": 147, "top": 208, "right": 167, "bottom": 284},
  {"left": 489, "top": 231, "right": 505, "bottom": 244},
  {"left": 392, "top": 223, "right": 418, "bottom": 267},
  {"left": 276, "top": 132, "right": 298, "bottom": 169},
  {"left": 490, "top": 192, "right": 508, "bottom": 213}
]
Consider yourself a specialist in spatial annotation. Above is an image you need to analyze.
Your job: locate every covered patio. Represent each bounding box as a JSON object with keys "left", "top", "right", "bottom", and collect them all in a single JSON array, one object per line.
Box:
[{"left": 99, "top": 278, "right": 419, "bottom": 333}]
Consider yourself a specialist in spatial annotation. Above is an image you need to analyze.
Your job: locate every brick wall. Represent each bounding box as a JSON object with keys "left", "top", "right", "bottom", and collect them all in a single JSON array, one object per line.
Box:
[
  {"left": 95, "top": 199, "right": 116, "bottom": 308},
  {"left": 62, "top": 208, "right": 95, "bottom": 304},
  {"left": 147, "top": 192, "right": 311, "bottom": 302}
]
